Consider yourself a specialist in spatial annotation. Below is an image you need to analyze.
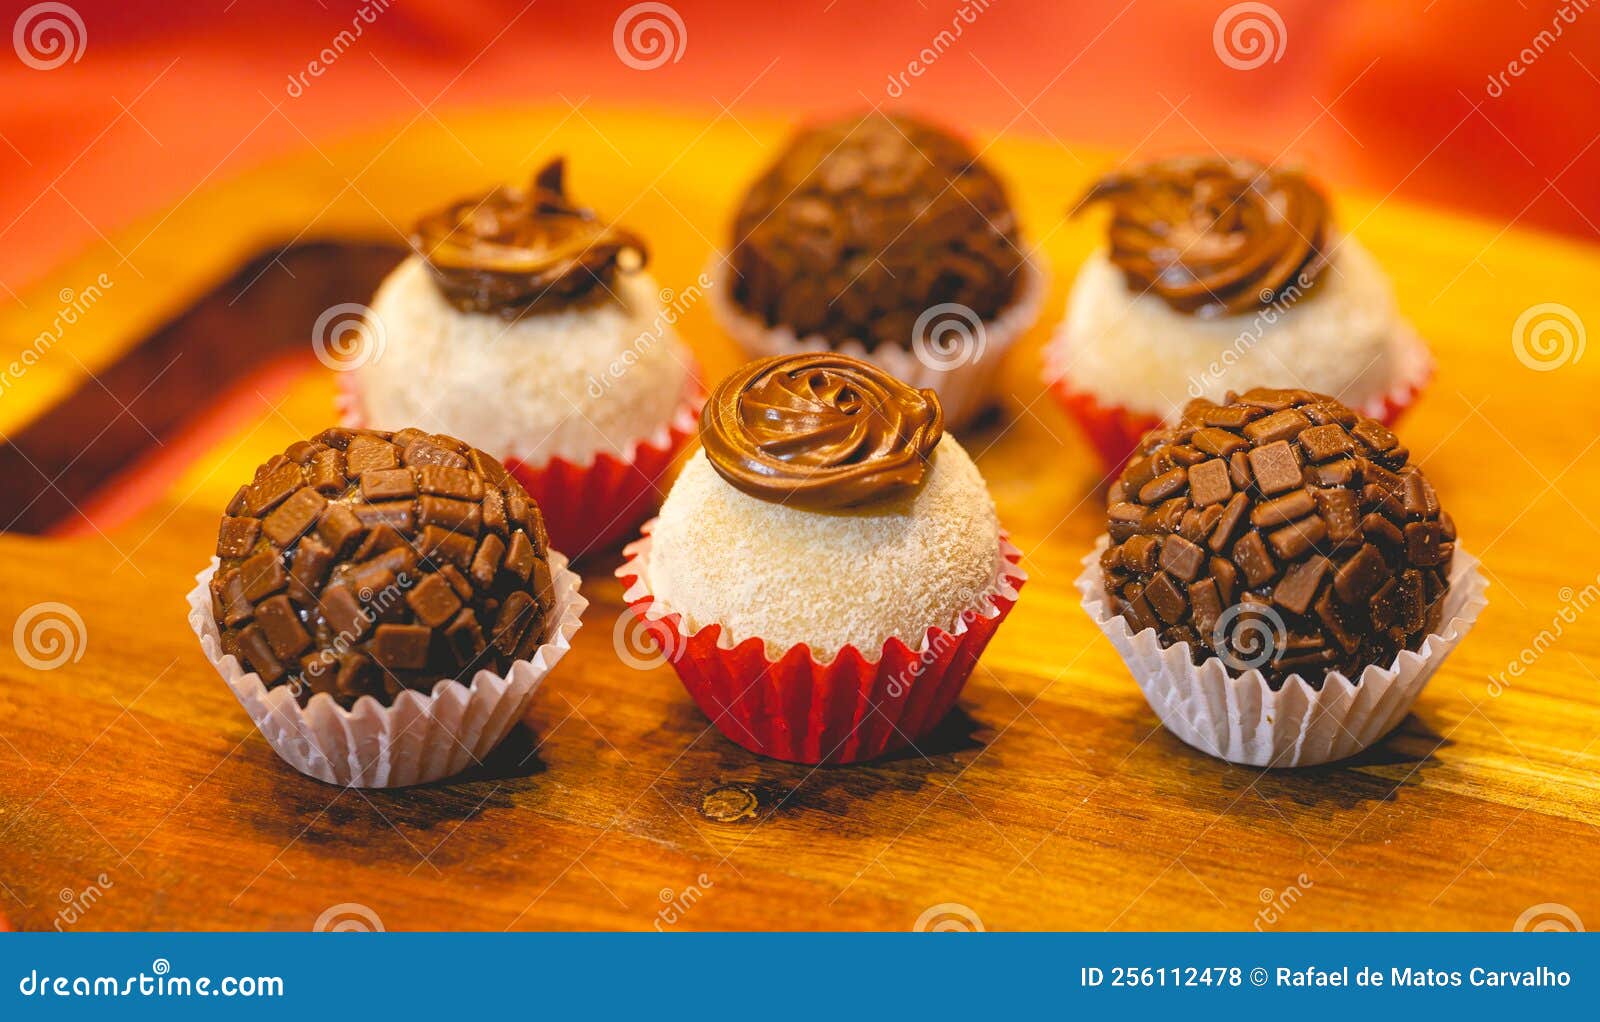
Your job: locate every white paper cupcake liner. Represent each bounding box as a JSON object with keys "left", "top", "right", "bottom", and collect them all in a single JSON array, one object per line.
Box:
[
  {"left": 707, "top": 255, "right": 1048, "bottom": 428},
  {"left": 1077, "top": 535, "right": 1487, "bottom": 767},
  {"left": 186, "top": 550, "right": 588, "bottom": 788}
]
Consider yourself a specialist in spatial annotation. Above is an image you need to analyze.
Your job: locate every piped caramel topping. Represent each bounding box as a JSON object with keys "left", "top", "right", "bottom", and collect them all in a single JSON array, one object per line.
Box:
[
  {"left": 701, "top": 353, "right": 944, "bottom": 511},
  {"left": 412, "top": 158, "right": 646, "bottom": 319},
  {"left": 1076, "top": 155, "right": 1330, "bottom": 318}
]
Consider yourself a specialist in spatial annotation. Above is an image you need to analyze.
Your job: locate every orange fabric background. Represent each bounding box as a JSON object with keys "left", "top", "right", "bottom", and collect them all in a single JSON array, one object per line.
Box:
[{"left": 1, "top": 0, "right": 1596, "bottom": 296}]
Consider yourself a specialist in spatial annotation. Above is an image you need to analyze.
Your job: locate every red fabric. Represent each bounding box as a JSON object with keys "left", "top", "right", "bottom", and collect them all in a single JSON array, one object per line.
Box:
[
  {"left": 618, "top": 527, "right": 1025, "bottom": 764},
  {"left": 1, "top": 1, "right": 1596, "bottom": 296}
]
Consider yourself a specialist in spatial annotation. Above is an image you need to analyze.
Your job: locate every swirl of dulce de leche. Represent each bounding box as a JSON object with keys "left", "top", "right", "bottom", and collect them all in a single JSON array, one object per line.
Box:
[
  {"left": 412, "top": 158, "right": 647, "bottom": 319},
  {"left": 1076, "top": 155, "right": 1331, "bottom": 318},
  {"left": 701, "top": 353, "right": 945, "bottom": 510}
]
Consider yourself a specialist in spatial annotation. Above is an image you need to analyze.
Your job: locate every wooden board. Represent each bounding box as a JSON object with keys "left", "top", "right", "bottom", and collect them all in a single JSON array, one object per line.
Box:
[{"left": 1, "top": 108, "right": 1598, "bottom": 932}]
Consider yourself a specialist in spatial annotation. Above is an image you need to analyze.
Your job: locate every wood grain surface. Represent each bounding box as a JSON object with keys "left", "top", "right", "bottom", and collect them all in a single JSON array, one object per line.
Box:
[{"left": 0, "top": 110, "right": 1598, "bottom": 932}]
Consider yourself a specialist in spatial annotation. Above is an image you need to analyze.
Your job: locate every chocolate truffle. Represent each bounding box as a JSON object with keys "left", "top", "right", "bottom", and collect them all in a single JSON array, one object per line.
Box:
[
  {"left": 1100, "top": 388, "right": 1454, "bottom": 687},
  {"left": 209, "top": 427, "right": 556, "bottom": 707},
  {"left": 728, "top": 112, "right": 1025, "bottom": 351}
]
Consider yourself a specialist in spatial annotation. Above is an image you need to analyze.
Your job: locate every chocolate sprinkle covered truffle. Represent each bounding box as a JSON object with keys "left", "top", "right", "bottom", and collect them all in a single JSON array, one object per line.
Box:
[
  {"left": 728, "top": 112, "right": 1025, "bottom": 351},
  {"left": 1101, "top": 388, "right": 1454, "bottom": 688},
  {"left": 209, "top": 427, "right": 555, "bottom": 707}
]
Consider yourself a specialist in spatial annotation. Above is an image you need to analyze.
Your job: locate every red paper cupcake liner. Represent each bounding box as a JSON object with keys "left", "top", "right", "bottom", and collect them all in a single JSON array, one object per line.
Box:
[
  {"left": 338, "top": 374, "right": 702, "bottom": 560},
  {"left": 616, "top": 524, "right": 1026, "bottom": 764},
  {"left": 1047, "top": 357, "right": 1432, "bottom": 480}
]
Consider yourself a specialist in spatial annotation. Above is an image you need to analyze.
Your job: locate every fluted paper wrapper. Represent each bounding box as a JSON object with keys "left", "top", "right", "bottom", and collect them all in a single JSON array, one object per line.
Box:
[
  {"left": 338, "top": 372, "right": 702, "bottom": 560},
  {"left": 707, "top": 257, "right": 1047, "bottom": 428},
  {"left": 1077, "top": 535, "right": 1487, "bottom": 767},
  {"left": 187, "top": 551, "right": 588, "bottom": 788},
  {"left": 1044, "top": 325, "right": 1432, "bottom": 476},
  {"left": 617, "top": 523, "right": 1026, "bottom": 764}
]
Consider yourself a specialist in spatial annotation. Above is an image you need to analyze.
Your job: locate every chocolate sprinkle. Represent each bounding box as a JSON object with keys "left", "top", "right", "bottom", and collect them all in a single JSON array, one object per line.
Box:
[
  {"left": 1101, "top": 388, "right": 1454, "bottom": 688},
  {"left": 210, "top": 428, "right": 554, "bottom": 708}
]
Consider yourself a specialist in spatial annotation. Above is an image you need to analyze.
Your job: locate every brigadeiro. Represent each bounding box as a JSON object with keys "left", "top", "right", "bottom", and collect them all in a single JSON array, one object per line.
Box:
[
  {"left": 617, "top": 353, "right": 1025, "bottom": 764},
  {"left": 709, "top": 112, "right": 1046, "bottom": 427},
  {"left": 1046, "top": 155, "right": 1431, "bottom": 473},
  {"left": 185, "top": 427, "right": 587, "bottom": 787},
  {"left": 1076, "top": 388, "right": 1485, "bottom": 767},
  {"left": 341, "top": 158, "right": 702, "bottom": 558}
]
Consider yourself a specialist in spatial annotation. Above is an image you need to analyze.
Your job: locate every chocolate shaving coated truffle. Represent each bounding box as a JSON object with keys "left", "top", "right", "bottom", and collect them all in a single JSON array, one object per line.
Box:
[
  {"left": 728, "top": 112, "right": 1025, "bottom": 351},
  {"left": 210, "top": 427, "right": 556, "bottom": 708},
  {"left": 1076, "top": 155, "right": 1330, "bottom": 318},
  {"left": 1102, "top": 388, "right": 1453, "bottom": 688},
  {"left": 412, "top": 157, "right": 646, "bottom": 319},
  {"left": 701, "top": 353, "right": 944, "bottom": 510}
]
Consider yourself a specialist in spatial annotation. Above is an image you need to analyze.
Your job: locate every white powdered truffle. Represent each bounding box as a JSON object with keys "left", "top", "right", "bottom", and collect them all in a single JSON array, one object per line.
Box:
[
  {"left": 358, "top": 256, "right": 693, "bottom": 466},
  {"left": 642, "top": 436, "right": 1001, "bottom": 659}
]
